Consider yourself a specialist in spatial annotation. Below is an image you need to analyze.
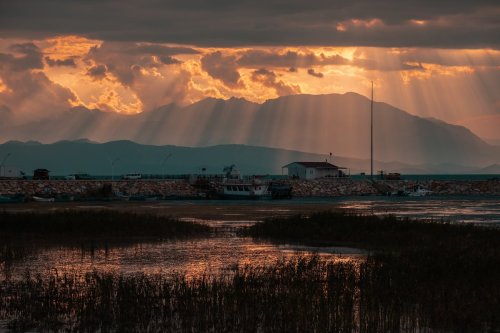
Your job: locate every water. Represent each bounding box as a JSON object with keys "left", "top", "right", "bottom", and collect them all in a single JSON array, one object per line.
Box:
[{"left": 2, "top": 196, "right": 500, "bottom": 280}]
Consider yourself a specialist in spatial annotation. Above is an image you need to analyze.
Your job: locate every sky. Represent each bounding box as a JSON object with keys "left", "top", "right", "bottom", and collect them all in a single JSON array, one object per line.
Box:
[{"left": 0, "top": 0, "right": 499, "bottom": 142}]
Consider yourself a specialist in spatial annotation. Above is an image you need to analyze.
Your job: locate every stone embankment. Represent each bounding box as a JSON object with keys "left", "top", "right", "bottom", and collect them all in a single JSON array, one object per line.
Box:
[
  {"left": 0, "top": 178, "right": 499, "bottom": 198},
  {"left": 0, "top": 180, "right": 198, "bottom": 198},
  {"left": 283, "top": 179, "right": 500, "bottom": 197}
]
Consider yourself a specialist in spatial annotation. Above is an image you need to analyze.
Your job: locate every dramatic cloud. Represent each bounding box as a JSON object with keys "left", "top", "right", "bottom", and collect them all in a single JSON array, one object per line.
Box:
[
  {"left": 84, "top": 41, "right": 196, "bottom": 86},
  {"left": 0, "top": 43, "right": 43, "bottom": 71},
  {"left": 251, "top": 68, "right": 300, "bottom": 96},
  {"left": 158, "top": 55, "right": 181, "bottom": 65},
  {"left": 307, "top": 69, "right": 324, "bottom": 78},
  {"left": 1, "top": 0, "right": 498, "bottom": 48},
  {"left": 0, "top": 43, "right": 77, "bottom": 122},
  {"left": 237, "top": 50, "right": 348, "bottom": 68},
  {"left": 201, "top": 51, "right": 244, "bottom": 88},
  {"left": 45, "top": 56, "right": 77, "bottom": 67},
  {"left": 86, "top": 64, "right": 108, "bottom": 80}
]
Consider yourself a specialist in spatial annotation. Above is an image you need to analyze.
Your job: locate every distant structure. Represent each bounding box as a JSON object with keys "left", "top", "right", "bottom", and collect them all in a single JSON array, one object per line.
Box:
[
  {"left": 0, "top": 165, "right": 23, "bottom": 179},
  {"left": 370, "top": 81, "right": 374, "bottom": 179},
  {"left": 33, "top": 168, "right": 50, "bottom": 180},
  {"left": 282, "top": 162, "right": 348, "bottom": 180}
]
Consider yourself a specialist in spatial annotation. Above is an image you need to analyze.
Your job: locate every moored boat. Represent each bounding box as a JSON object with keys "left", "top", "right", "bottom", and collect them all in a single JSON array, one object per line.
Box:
[
  {"left": 407, "top": 185, "right": 433, "bottom": 197},
  {"left": 32, "top": 196, "right": 55, "bottom": 202},
  {"left": 221, "top": 179, "right": 271, "bottom": 199}
]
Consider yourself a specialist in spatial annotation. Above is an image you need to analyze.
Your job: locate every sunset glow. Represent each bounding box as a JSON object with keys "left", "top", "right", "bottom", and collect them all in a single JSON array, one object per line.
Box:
[{"left": 0, "top": 0, "right": 499, "bottom": 144}]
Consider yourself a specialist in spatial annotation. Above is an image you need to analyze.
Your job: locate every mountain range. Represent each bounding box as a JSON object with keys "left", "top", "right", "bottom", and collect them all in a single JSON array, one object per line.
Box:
[
  {"left": 2, "top": 92, "right": 499, "bottom": 167},
  {"left": 1, "top": 140, "right": 500, "bottom": 176}
]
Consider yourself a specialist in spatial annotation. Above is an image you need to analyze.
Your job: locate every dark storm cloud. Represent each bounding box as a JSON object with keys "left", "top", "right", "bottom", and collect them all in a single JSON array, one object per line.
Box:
[
  {"left": 158, "top": 55, "right": 181, "bottom": 65},
  {"left": 251, "top": 68, "right": 301, "bottom": 96},
  {"left": 201, "top": 51, "right": 244, "bottom": 88},
  {"left": 0, "top": 43, "right": 77, "bottom": 120},
  {"left": 87, "top": 64, "right": 108, "bottom": 80},
  {"left": 0, "top": 43, "right": 43, "bottom": 71},
  {"left": 0, "top": 0, "right": 498, "bottom": 48},
  {"left": 307, "top": 69, "right": 324, "bottom": 78},
  {"left": 45, "top": 57, "right": 77, "bottom": 67},
  {"left": 237, "top": 50, "right": 348, "bottom": 68},
  {"left": 84, "top": 41, "right": 189, "bottom": 86}
]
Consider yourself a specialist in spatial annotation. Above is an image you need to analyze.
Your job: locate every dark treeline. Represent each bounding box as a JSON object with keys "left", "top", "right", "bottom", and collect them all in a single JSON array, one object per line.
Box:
[{"left": 0, "top": 210, "right": 211, "bottom": 239}]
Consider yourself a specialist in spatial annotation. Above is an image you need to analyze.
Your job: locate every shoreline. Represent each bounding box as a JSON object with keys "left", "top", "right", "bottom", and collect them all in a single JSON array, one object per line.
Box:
[{"left": 1, "top": 178, "right": 500, "bottom": 199}]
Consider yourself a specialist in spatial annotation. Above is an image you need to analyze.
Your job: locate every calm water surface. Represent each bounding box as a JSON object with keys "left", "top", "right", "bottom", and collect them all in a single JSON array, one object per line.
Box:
[{"left": 2, "top": 196, "right": 499, "bottom": 280}]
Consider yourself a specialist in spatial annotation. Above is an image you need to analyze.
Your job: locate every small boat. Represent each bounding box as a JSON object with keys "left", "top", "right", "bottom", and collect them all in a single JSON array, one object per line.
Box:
[
  {"left": 407, "top": 185, "right": 433, "bottom": 197},
  {"left": 32, "top": 196, "right": 55, "bottom": 202}
]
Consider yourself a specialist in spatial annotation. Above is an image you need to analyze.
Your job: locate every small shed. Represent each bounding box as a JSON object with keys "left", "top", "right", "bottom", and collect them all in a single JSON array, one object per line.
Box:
[
  {"left": 33, "top": 168, "right": 50, "bottom": 180},
  {"left": 282, "top": 162, "right": 348, "bottom": 180}
]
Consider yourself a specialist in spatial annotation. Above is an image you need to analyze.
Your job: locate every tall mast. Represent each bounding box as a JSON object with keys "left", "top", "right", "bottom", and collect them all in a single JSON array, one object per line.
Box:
[{"left": 370, "top": 81, "right": 374, "bottom": 180}]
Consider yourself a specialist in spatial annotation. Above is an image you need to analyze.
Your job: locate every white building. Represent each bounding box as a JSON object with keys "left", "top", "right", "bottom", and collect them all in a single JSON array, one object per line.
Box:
[{"left": 282, "top": 162, "right": 348, "bottom": 180}]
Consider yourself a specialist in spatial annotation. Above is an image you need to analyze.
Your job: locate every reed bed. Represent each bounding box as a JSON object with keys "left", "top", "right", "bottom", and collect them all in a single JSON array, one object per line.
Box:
[
  {"left": 244, "top": 211, "right": 500, "bottom": 250},
  {"left": 1, "top": 255, "right": 498, "bottom": 332},
  {"left": 0, "top": 210, "right": 211, "bottom": 239},
  {"left": 1, "top": 211, "right": 499, "bottom": 331},
  {"left": 0, "top": 210, "right": 212, "bottom": 271}
]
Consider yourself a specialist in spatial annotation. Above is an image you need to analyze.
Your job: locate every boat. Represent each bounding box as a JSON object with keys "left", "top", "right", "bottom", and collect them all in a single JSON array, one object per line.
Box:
[
  {"left": 221, "top": 178, "right": 271, "bottom": 199},
  {"left": 407, "top": 185, "right": 433, "bottom": 197},
  {"left": 219, "top": 165, "right": 271, "bottom": 199},
  {"left": 32, "top": 196, "right": 55, "bottom": 202}
]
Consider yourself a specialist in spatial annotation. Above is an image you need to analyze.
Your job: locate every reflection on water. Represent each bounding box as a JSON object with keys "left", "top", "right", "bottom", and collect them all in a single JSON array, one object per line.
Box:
[
  {"left": 337, "top": 197, "right": 500, "bottom": 225},
  {"left": 1, "top": 217, "right": 363, "bottom": 280},
  {"left": 2, "top": 196, "right": 500, "bottom": 280}
]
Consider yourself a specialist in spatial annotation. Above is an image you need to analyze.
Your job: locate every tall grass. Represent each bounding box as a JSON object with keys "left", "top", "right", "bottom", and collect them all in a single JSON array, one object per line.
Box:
[
  {"left": 1, "top": 255, "right": 498, "bottom": 332},
  {"left": 1, "top": 210, "right": 499, "bottom": 331},
  {"left": 244, "top": 211, "right": 500, "bottom": 251},
  {"left": 0, "top": 210, "right": 211, "bottom": 239},
  {"left": 0, "top": 210, "right": 212, "bottom": 271}
]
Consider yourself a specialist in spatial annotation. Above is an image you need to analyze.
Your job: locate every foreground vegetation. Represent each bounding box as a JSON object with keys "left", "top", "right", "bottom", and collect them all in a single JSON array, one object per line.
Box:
[
  {"left": 1, "top": 211, "right": 499, "bottom": 331},
  {"left": 0, "top": 210, "right": 211, "bottom": 239},
  {"left": 0, "top": 210, "right": 211, "bottom": 270},
  {"left": 244, "top": 210, "right": 500, "bottom": 250},
  {"left": 1, "top": 254, "right": 498, "bottom": 332}
]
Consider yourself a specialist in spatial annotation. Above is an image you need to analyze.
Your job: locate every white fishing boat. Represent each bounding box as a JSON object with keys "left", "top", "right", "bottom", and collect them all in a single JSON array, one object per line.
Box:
[
  {"left": 222, "top": 179, "right": 270, "bottom": 199},
  {"left": 220, "top": 165, "right": 270, "bottom": 199},
  {"left": 32, "top": 196, "right": 55, "bottom": 202},
  {"left": 407, "top": 185, "right": 433, "bottom": 197}
]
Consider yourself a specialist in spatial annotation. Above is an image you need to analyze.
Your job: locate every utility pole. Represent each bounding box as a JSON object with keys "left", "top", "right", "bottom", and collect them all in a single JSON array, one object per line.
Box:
[
  {"left": 161, "top": 153, "right": 172, "bottom": 179},
  {"left": 370, "top": 81, "right": 374, "bottom": 180},
  {"left": 109, "top": 157, "right": 119, "bottom": 180}
]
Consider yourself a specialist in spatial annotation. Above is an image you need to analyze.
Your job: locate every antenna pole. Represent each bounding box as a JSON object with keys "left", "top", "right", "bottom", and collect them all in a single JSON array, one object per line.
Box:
[{"left": 370, "top": 81, "right": 374, "bottom": 180}]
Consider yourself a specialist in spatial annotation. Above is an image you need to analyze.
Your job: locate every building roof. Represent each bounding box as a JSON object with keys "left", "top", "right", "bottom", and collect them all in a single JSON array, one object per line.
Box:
[{"left": 283, "top": 162, "right": 344, "bottom": 169}]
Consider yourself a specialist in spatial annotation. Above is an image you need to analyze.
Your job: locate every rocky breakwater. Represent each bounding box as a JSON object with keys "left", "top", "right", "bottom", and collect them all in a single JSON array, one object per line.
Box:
[
  {"left": 283, "top": 179, "right": 378, "bottom": 197},
  {"left": 0, "top": 180, "right": 198, "bottom": 198},
  {"left": 1, "top": 178, "right": 499, "bottom": 199},
  {"left": 283, "top": 178, "right": 500, "bottom": 197}
]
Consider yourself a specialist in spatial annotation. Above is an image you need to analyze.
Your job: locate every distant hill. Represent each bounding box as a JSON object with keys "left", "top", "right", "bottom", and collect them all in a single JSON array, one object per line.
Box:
[
  {"left": 0, "top": 140, "right": 497, "bottom": 176},
  {"left": 478, "top": 164, "right": 500, "bottom": 174},
  {"left": 2, "top": 93, "right": 499, "bottom": 166}
]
